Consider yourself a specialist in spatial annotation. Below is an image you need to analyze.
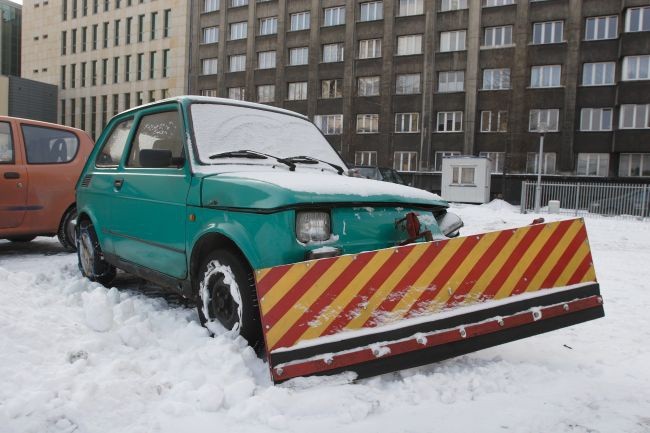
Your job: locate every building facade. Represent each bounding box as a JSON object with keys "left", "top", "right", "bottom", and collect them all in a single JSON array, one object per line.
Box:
[
  {"left": 190, "top": 0, "right": 650, "bottom": 199},
  {"left": 0, "top": 75, "right": 58, "bottom": 122},
  {"left": 22, "top": 0, "right": 191, "bottom": 139},
  {"left": 0, "top": 0, "right": 21, "bottom": 77}
]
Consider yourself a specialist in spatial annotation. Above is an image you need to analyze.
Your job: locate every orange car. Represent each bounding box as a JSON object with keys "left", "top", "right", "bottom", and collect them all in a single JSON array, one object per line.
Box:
[{"left": 0, "top": 116, "right": 93, "bottom": 250}]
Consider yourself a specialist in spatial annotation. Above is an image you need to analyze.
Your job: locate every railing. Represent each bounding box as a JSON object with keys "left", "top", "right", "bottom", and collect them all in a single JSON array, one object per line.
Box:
[{"left": 520, "top": 181, "right": 650, "bottom": 220}]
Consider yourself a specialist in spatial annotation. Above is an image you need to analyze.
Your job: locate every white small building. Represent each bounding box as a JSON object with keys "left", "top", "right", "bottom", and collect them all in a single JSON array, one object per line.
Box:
[{"left": 441, "top": 156, "right": 491, "bottom": 204}]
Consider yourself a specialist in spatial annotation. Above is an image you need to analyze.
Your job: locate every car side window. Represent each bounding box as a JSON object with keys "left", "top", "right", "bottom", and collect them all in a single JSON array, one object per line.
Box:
[
  {"left": 96, "top": 118, "right": 133, "bottom": 167},
  {"left": 22, "top": 125, "right": 80, "bottom": 164},
  {"left": 0, "top": 122, "right": 13, "bottom": 164},
  {"left": 127, "top": 110, "right": 184, "bottom": 168}
]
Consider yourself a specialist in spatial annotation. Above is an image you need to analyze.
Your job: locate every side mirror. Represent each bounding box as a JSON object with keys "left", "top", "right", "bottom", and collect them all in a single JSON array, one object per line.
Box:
[
  {"left": 435, "top": 211, "right": 464, "bottom": 238},
  {"left": 139, "top": 149, "right": 184, "bottom": 168}
]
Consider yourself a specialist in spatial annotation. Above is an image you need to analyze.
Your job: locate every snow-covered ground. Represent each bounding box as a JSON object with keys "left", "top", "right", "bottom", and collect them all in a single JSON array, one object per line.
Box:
[{"left": 1, "top": 202, "right": 649, "bottom": 433}]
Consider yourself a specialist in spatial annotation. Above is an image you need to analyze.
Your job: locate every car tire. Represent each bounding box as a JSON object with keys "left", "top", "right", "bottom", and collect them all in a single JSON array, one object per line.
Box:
[
  {"left": 77, "top": 220, "right": 116, "bottom": 287},
  {"left": 7, "top": 236, "right": 36, "bottom": 242},
  {"left": 196, "top": 249, "right": 263, "bottom": 352},
  {"left": 58, "top": 206, "right": 78, "bottom": 252}
]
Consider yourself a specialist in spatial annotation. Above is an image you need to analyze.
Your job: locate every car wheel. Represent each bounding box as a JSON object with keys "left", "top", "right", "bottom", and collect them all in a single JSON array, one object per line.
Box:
[
  {"left": 7, "top": 236, "right": 36, "bottom": 242},
  {"left": 58, "top": 206, "right": 78, "bottom": 252},
  {"left": 196, "top": 249, "right": 263, "bottom": 351},
  {"left": 77, "top": 220, "right": 116, "bottom": 287}
]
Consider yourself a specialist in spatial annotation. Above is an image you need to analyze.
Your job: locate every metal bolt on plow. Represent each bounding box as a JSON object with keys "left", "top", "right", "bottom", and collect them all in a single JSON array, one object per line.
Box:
[
  {"left": 416, "top": 334, "right": 428, "bottom": 345},
  {"left": 532, "top": 309, "right": 542, "bottom": 321},
  {"left": 563, "top": 303, "right": 570, "bottom": 311},
  {"left": 497, "top": 318, "right": 504, "bottom": 327},
  {"left": 275, "top": 367, "right": 284, "bottom": 376},
  {"left": 459, "top": 327, "right": 467, "bottom": 338}
]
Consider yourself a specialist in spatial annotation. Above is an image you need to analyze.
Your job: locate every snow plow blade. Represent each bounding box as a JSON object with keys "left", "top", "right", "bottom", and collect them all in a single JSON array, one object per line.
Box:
[{"left": 254, "top": 218, "right": 604, "bottom": 384}]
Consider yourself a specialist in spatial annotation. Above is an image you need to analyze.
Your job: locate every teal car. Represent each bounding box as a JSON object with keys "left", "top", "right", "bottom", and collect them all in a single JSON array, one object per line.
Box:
[{"left": 76, "top": 96, "right": 461, "bottom": 349}]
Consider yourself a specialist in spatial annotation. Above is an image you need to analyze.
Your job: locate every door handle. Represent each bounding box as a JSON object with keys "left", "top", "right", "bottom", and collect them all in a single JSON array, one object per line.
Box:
[
  {"left": 4, "top": 172, "right": 20, "bottom": 179},
  {"left": 114, "top": 178, "right": 124, "bottom": 190}
]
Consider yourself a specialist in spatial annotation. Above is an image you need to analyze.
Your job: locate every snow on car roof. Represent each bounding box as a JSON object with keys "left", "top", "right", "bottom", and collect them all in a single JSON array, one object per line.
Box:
[{"left": 118, "top": 95, "right": 309, "bottom": 120}]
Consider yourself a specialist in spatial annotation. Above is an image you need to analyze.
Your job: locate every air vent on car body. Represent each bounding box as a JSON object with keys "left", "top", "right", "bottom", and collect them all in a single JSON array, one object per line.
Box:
[{"left": 80, "top": 174, "right": 93, "bottom": 188}]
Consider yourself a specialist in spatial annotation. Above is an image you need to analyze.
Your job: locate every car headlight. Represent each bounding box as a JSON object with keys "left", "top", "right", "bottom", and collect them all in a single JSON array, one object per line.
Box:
[{"left": 296, "top": 211, "right": 331, "bottom": 243}]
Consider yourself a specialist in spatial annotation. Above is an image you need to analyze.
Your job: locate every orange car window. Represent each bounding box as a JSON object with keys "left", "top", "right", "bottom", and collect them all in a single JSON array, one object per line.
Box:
[
  {"left": 22, "top": 125, "right": 79, "bottom": 165},
  {"left": 0, "top": 122, "right": 12, "bottom": 164}
]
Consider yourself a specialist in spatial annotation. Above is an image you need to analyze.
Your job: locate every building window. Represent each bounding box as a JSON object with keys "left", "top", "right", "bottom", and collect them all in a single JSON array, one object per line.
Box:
[
  {"left": 359, "top": 1, "right": 383, "bottom": 22},
  {"left": 61, "top": 30, "right": 67, "bottom": 55},
  {"left": 322, "top": 43, "right": 344, "bottom": 62},
  {"left": 480, "top": 111, "right": 508, "bottom": 132},
  {"left": 530, "top": 65, "right": 561, "bottom": 88},
  {"left": 625, "top": 6, "right": 650, "bottom": 32},
  {"left": 622, "top": 56, "right": 650, "bottom": 81},
  {"left": 287, "top": 82, "right": 308, "bottom": 100},
  {"left": 202, "top": 57, "right": 218, "bottom": 75},
  {"left": 396, "top": 34, "right": 422, "bottom": 55},
  {"left": 526, "top": 152, "right": 557, "bottom": 174},
  {"left": 82, "top": 26, "right": 88, "bottom": 51},
  {"left": 137, "top": 14, "right": 144, "bottom": 42},
  {"left": 314, "top": 114, "right": 343, "bottom": 135},
  {"left": 396, "top": 73, "right": 421, "bottom": 94},
  {"left": 162, "top": 49, "right": 170, "bottom": 77},
  {"left": 70, "top": 64, "right": 76, "bottom": 88},
  {"left": 398, "top": 0, "right": 423, "bottom": 16},
  {"left": 482, "top": 68, "right": 511, "bottom": 90},
  {"left": 585, "top": 16, "right": 618, "bottom": 40},
  {"left": 81, "top": 62, "right": 87, "bottom": 87},
  {"left": 359, "top": 38, "right": 382, "bottom": 59},
  {"left": 93, "top": 24, "right": 98, "bottom": 49},
  {"left": 441, "top": 0, "right": 467, "bottom": 12},
  {"left": 149, "top": 51, "right": 156, "bottom": 79},
  {"left": 451, "top": 166, "right": 475, "bottom": 185},
  {"left": 580, "top": 108, "right": 613, "bottom": 131},
  {"left": 440, "top": 30, "right": 466, "bottom": 52},
  {"left": 323, "top": 6, "right": 345, "bottom": 26},
  {"left": 529, "top": 109, "right": 560, "bottom": 132},
  {"left": 394, "top": 152, "right": 418, "bottom": 172},
  {"left": 60, "top": 65, "right": 66, "bottom": 89},
  {"left": 202, "top": 26, "right": 219, "bottom": 44},
  {"left": 483, "top": 25, "right": 512, "bottom": 47},
  {"left": 434, "top": 151, "right": 460, "bottom": 171},
  {"left": 437, "top": 111, "right": 463, "bottom": 132},
  {"left": 150, "top": 12, "right": 157, "bottom": 39},
  {"left": 355, "top": 151, "right": 377, "bottom": 166},
  {"left": 72, "top": 28, "right": 77, "bottom": 53},
  {"left": 438, "top": 70, "right": 464, "bottom": 93},
  {"left": 259, "top": 17, "right": 277, "bottom": 35},
  {"left": 114, "top": 57, "right": 120, "bottom": 83},
  {"left": 395, "top": 112, "right": 420, "bottom": 133},
  {"left": 479, "top": 151, "right": 504, "bottom": 174},
  {"left": 258, "top": 51, "right": 276, "bottom": 69},
  {"left": 619, "top": 153, "right": 650, "bottom": 177},
  {"left": 290, "top": 12, "right": 310, "bottom": 31},
  {"left": 257, "top": 85, "right": 275, "bottom": 103},
  {"left": 321, "top": 79, "right": 343, "bottom": 98},
  {"left": 482, "top": 0, "right": 514, "bottom": 6},
  {"left": 533, "top": 21, "right": 564, "bottom": 44},
  {"left": 229, "top": 54, "right": 246, "bottom": 72},
  {"left": 201, "top": 89, "right": 218, "bottom": 97},
  {"left": 124, "top": 55, "right": 131, "bottom": 81},
  {"left": 356, "top": 114, "right": 379, "bottom": 133},
  {"left": 619, "top": 104, "right": 650, "bottom": 129},
  {"left": 583, "top": 62, "right": 615, "bottom": 86},
  {"left": 358, "top": 76, "right": 380, "bottom": 96},
  {"left": 204, "top": 0, "right": 220, "bottom": 12},
  {"left": 135, "top": 53, "right": 142, "bottom": 80},
  {"left": 125, "top": 19, "right": 131, "bottom": 44},
  {"left": 228, "top": 87, "right": 246, "bottom": 100},
  {"left": 289, "top": 47, "right": 309, "bottom": 65},
  {"left": 230, "top": 22, "right": 247, "bottom": 40},
  {"left": 576, "top": 153, "right": 609, "bottom": 176},
  {"left": 231, "top": 0, "right": 248, "bottom": 7},
  {"left": 101, "top": 59, "right": 107, "bottom": 85},
  {"left": 164, "top": 9, "right": 172, "bottom": 38}
]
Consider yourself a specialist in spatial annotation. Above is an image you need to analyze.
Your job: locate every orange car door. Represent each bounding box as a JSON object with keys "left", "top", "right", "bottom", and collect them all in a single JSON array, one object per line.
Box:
[{"left": 0, "top": 120, "right": 28, "bottom": 229}]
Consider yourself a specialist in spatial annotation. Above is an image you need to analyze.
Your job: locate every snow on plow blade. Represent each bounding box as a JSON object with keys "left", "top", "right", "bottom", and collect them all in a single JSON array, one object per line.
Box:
[{"left": 254, "top": 218, "right": 604, "bottom": 383}]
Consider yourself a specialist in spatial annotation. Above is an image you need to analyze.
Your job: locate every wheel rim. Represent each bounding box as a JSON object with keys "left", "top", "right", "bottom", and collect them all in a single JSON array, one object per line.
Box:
[
  {"left": 79, "top": 232, "right": 95, "bottom": 276},
  {"left": 207, "top": 273, "right": 238, "bottom": 327}
]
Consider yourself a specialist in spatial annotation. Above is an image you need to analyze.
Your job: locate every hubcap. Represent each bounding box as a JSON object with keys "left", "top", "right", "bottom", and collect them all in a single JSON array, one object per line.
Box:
[
  {"left": 66, "top": 218, "right": 77, "bottom": 245},
  {"left": 79, "top": 232, "right": 95, "bottom": 276},
  {"left": 207, "top": 274, "right": 237, "bottom": 325}
]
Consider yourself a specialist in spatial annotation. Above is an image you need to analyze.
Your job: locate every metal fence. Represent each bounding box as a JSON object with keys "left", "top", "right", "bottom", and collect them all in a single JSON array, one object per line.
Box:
[{"left": 520, "top": 181, "right": 650, "bottom": 220}]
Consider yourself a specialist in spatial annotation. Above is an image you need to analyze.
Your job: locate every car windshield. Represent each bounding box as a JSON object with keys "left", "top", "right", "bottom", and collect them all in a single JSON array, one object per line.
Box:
[
  {"left": 355, "top": 167, "right": 381, "bottom": 180},
  {"left": 379, "top": 168, "right": 406, "bottom": 185},
  {"left": 190, "top": 103, "right": 346, "bottom": 169}
]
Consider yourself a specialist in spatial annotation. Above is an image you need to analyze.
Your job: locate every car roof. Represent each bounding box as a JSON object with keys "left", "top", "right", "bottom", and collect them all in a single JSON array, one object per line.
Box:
[
  {"left": 0, "top": 115, "right": 89, "bottom": 135},
  {"left": 118, "top": 95, "right": 309, "bottom": 120}
]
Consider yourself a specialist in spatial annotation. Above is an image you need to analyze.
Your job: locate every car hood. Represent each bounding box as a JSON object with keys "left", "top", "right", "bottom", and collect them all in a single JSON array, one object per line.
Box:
[{"left": 200, "top": 170, "right": 447, "bottom": 210}]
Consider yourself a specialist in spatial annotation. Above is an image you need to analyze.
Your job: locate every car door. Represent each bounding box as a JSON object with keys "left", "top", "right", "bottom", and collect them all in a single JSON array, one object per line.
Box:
[
  {"left": 0, "top": 120, "right": 27, "bottom": 229},
  {"left": 110, "top": 104, "right": 190, "bottom": 279}
]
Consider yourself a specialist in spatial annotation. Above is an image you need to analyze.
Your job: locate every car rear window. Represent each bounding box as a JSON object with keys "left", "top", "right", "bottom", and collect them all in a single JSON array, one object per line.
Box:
[
  {"left": 22, "top": 125, "right": 79, "bottom": 164},
  {"left": 0, "top": 122, "right": 12, "bottom": 164}
]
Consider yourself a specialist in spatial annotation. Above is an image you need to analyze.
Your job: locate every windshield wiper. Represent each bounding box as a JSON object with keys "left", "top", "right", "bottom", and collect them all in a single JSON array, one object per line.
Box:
[
  {"left": 208, "top": 149, "right": 296, "bottom": 171},
  {"left": 279, "top": 155, "right": 345, "bottom": 175}
]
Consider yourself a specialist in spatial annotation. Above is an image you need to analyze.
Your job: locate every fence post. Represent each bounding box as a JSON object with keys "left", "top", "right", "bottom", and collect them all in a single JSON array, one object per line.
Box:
[
  {"left": 643, "top": 184, "right": 649, "bottom": 220},
  {"left": 575, "top": 183, "right": 581, "bottom": 216},
  {"left": 520, "top": 181, "right": 527, "bottom": 214}
]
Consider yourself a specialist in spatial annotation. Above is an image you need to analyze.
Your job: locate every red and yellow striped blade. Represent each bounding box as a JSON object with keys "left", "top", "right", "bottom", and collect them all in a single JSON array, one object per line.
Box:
[{"left": 255, "top": 218, "right": 597, "bottom": 353}]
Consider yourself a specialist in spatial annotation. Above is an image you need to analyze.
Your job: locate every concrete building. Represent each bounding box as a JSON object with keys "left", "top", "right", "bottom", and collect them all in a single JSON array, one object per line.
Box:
[
  {"left": 22, "top": 0, "right": 191, "bottom": 139},
  {"left": 189, "top": 0, "right": 650, "bottom": 200},
  {"left": 0, "top": 0, "right": 21, "bottom": 77}
]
